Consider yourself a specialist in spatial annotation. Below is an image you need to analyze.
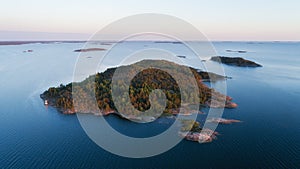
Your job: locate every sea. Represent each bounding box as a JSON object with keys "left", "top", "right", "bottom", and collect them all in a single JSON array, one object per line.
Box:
[{"left": 0, "top": 41, "right": 299, "bottom": 168}]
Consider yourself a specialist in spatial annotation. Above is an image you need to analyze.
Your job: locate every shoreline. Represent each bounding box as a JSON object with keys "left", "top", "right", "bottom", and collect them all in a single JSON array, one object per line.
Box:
[{"left": 0, "top": 41, "right": 86, "bottom": 46}]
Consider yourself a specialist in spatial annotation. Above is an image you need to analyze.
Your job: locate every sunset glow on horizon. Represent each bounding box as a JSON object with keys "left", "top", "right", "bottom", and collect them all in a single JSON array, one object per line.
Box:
[{"left": 1, "top": 0, "right": 300, "bottom": 41}]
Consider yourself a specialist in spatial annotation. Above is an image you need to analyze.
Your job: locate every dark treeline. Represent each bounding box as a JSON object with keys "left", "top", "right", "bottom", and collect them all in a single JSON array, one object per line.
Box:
[{"left": 41, "top": 60, "right": 228, "bottom": 115}]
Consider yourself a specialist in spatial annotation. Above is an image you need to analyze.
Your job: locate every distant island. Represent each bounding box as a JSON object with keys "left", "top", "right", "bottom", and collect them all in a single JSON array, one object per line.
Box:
[
  {"left": 0, "top": 41, "right": 86, "bottom": 46},
  {"left": 74, "top": 48, "right": 106, "bottom": 52},
  {"left": 226, "top": 49, "right": 247, "bottom": 53},
  {"left": 154, "top": 41, "right": 183, "bottom": 44},
  {"left": 211, "top": 56, "right": 262, "bottom": 67},
  {"left": 23, "top": 49, "right": 33, "bottom": 53},
  {"left": 177, "top": 55, "right": 187, "bottom": 58}
]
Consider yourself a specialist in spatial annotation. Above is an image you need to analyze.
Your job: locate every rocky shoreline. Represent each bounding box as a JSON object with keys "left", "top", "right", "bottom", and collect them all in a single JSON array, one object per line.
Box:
[
  {"left": 179, "top": 129, "right": 219, "bottom": 143},
  {"left": 207, "top": 117, "right": 242, "bottom": 124},
  {"left": 40, "top": 59, "right": 240, "bottom": 143},
  {"left": 41, "top": 93, "right": 238, "bottom": 115}
]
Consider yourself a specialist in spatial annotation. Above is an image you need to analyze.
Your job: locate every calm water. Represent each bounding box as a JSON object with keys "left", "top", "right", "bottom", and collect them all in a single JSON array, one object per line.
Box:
[{"left": 0, "top": 41, "right": 299, "bottom": 168}]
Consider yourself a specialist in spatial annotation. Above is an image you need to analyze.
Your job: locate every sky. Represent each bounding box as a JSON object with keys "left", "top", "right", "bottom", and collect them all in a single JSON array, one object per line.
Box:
[{"left": 0, "top": 0, "right": 300, "bottom": 41}]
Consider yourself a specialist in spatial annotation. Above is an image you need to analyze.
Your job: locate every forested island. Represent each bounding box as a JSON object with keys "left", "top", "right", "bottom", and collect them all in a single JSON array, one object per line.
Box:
[
  {"left": 41, "top": 60, "right": 238, "bottom": 142},
  {"left": 41, "top": 60, "right": 236, "bottom": 115},
  {"left": 211, "top": 56, "right": 262, "bottom": 67}
]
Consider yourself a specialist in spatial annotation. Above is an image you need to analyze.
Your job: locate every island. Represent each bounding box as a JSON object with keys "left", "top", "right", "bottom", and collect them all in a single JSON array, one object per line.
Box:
[
  {"left": 177, "top": 55, "right": 186, "bottom": 58},
  {"left": 23, "top": 49, "right": 33, "bottom": 53},
  {"left": 41, "top": 59, "right": 238, "bottom": 143},
  {"left": 179, "top": 119, "right": 219, "bottom": 143},
  {"left": 211, "top": 56, "right": 262, "bottom": 67},
  {"left": 207, "top": 117, "right": 242, "bottom": 124},
  {"left": 101, "top": 43, "right": 112, "bottom": 45},
  {"left": 154, "top": 41, "right": 182, "bottom": 44},
  {"left": 0, "top": 41, "right": 86, "bottom": 46},
  {"left": 74, "top": 48, "right": 106, "bottom": 52},
  {"left": 41, "top": 59, "right": 236, "bottom": 115},
  {"left": 226, "top": 49, "right": 247, "bottom": 53}
]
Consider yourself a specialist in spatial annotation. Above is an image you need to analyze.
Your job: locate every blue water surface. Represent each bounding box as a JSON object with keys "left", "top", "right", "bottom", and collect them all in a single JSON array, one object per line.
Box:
[{"left": 0, "top": 41, "right": 299, "bottom": 168}]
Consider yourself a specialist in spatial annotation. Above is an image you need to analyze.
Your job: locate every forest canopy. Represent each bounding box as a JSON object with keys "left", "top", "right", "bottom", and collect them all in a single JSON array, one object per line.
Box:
[{"left": 40, "top": 60, "right": 234, "bottom": 118}]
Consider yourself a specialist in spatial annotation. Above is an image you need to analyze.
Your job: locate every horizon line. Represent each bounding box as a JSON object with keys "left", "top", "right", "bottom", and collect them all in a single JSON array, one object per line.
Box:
[{"left": 0, "top": 31, "right": 299, "bottom": 42}]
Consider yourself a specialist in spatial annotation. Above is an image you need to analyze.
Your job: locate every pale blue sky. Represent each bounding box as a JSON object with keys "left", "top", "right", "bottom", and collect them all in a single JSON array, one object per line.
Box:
[{"left": 0, "top": 0, "right": 299, "bottom": 41}]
